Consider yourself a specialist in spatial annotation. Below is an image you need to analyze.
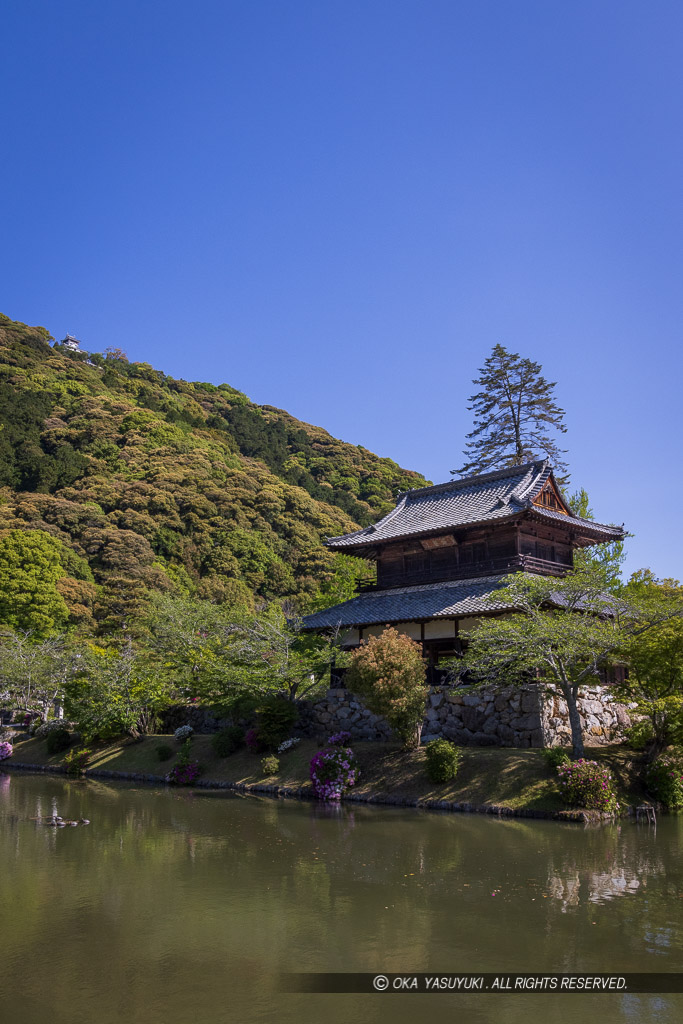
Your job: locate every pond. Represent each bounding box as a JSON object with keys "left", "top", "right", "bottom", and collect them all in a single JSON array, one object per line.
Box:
[{"left": 1, "top": 771, "right": 682, "bottom": 1024}]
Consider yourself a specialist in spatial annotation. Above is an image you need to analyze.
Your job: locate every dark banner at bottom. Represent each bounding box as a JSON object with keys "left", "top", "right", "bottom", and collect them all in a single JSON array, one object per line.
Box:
[{"left": 281, "top": 973, "right": 683, "bottom": 994}]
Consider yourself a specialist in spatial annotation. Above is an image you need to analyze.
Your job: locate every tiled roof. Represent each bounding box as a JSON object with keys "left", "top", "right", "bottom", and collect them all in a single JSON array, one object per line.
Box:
[
  {"left": 301, "top": 576, "right": 512, "bottom": 630},
  {"left": 326, "top": 460, "right": 623, "bottom": 550}
]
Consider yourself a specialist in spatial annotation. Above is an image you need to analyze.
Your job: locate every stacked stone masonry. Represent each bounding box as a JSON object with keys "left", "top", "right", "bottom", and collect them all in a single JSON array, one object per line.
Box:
[
  {"left": 162, "top": 684, "right": 633, "bottom": 750},
  {"left": 297, "top": 683, "right": 632, "bottom": 748}
]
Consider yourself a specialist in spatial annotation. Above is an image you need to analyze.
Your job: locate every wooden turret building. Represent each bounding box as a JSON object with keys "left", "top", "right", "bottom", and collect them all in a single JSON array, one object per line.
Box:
[{"left": 303, "top": 460, "right": 624, "bottom": 683}]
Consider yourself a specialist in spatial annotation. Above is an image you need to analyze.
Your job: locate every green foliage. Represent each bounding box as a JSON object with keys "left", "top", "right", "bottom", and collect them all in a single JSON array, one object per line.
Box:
[
  {"left": 257, "top": 695, "right": 298, "bottom": 751},
  {"left": 0, "top": 312, "right": 427, "bottom": 627},
  {"left": 261, "top": 754, "right": 280, "bottom": 775},
  {"left": 568, "top": 487, "right": 627, "bottom": 589},
  {"left": 64, "top": 747, "right": 91, "bottom": 775},
  {"left": 346, "top": 627, "right": 428, "bottom": 747},
  {"left": 557, "top": 759, "right": 620, "bottom": 814},
  {"left": 64, "top": 640, "right": 173, "bottom": 742},
  {"left": 156, "top": 743, "right": 174, "bottom": 761},
  {"left": 424, "top": 739, "right": 463, "bottom": 783},
  {"left": 461, "top": 565, "right": 683, "bottom": 758},
  {"left": 645, "top": 752, "right": 683, "bottom": 810},
  {"left": 0, "top": 631, "right": 78, "bottom": 721},
  {"left": 45, "top": 727, "right": 72, "bottom": 754},
  {"left": 0, "top": 530, "right": 69, "bottom": 635},
  {"left": 455, "top": 344, "right": 568, "bottom": 482},
  {"left": 542, "top": 747, "right": 571, "bottom": 771},
  {"left": 624, "top": 719, "right": 655, "bottom": 751},
  {"left": 211, "top": 725, "right": 245, "bottom": 757},
  {"left": 616, "top": 571, "right": 683, "bottom": 752}
]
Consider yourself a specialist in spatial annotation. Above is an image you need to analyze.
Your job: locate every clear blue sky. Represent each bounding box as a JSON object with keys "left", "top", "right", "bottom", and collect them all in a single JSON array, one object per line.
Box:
[{"left": 2, "top": 1, "right": 682, "bottom": 580}]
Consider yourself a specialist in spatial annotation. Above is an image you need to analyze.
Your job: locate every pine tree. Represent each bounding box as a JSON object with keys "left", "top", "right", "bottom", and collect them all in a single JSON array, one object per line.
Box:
[{"left": 454, "top": 344, "right": 568, "bottom": 481}]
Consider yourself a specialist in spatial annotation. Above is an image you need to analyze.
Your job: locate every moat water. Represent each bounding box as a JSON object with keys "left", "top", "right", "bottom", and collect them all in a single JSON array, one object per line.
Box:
[{"left": 1, "top": 771, "right": 682, "bottom": 1024}]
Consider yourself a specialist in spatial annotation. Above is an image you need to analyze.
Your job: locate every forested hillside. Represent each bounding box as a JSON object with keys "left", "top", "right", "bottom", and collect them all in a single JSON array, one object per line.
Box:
[{"left": 0, "top": 313, "right": 428, "bottom": 632}]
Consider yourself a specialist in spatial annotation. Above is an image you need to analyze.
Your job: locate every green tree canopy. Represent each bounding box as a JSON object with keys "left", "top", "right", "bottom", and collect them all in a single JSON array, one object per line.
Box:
[
  {"left": 0, "top": 530, "right": 69, "bottom": 635},
  {"left": 616, "top": 570, "right": 683, "bottom": 753},
  {"left": 459, "top": 566, "right": 683, "bottom": 757},
  {"left": 345, "top": 627, "right": 428, "bottom": 747}
]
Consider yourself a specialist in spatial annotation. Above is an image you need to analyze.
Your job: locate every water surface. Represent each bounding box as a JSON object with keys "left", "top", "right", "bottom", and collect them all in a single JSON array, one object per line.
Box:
[{"left": 1, "top": 771, "right": 682, "bottom": 1023}]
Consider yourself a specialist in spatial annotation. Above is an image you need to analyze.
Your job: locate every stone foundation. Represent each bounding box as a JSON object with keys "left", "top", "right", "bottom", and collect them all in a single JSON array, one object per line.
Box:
[{"left": 297, "top": 683, "right": 632, "bottom": 748}]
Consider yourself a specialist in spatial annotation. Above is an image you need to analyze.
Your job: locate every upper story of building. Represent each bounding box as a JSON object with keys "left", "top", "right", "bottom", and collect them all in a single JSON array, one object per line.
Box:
[{"left": 325, "top": 460, "right": 624, "bottom": 592}]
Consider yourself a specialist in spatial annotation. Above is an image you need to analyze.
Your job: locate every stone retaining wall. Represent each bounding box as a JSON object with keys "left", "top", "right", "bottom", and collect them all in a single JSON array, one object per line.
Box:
[
  {"left": 161, "top": 683, "right": 633, "bottom": 750},
  {"left": 297, "top": 683, "right": 632, "bottom": 748}
]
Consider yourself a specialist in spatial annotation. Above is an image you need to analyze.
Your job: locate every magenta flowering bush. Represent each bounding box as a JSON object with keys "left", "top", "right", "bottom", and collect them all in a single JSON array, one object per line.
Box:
[
  {"left": 166, "top": 760, "right": 201, "bottom": 785},
  {"left": 310, "top": 746, "right": 358, "bottom": 801},
  {"left": 0, "top": 741, "right": 13, "bottom": 761},
  {"left": 646, "top": 754, "right": 683, "bottom": 810},
  {"left": 328, "top": 731, "right": 352, "bottom": 746},
  {"left": 245, "top": 728, "right": 261, "bottom": 753},
  {"left": 165, "top": 737, "right": 201, "bottom": 785},
  {"left": 557, "top": 759, "right": 619, "bottom": 814}
]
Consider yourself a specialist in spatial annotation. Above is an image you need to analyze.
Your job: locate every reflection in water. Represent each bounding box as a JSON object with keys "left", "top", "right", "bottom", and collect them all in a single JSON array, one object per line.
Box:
[{"left": 0, "top": 771, "right": 682, "bottom": 1024}]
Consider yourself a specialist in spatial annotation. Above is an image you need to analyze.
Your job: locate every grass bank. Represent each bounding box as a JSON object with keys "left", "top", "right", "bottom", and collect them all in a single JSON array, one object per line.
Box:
[{"left": 4, "top": 733, "right": 648, "bottom": 817}]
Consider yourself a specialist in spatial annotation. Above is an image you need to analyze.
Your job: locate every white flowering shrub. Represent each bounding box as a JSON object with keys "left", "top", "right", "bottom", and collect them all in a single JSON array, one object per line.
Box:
[
  {"left": 174, "top": 725, "right": 194, "bottom": 742},
  {"left": 277, "top": 737, "right": 301, "bottom": 754}
]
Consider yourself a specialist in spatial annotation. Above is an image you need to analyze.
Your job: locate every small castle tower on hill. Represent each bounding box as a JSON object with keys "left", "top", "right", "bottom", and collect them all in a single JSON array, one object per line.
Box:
[{"left": 61, "top": 333, "right": 81, "bottom": 352}]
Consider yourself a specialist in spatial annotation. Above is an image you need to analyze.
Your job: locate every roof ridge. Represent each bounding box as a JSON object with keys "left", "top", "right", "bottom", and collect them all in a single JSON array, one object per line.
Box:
[{"left": 398, "top": 459, "right": 548, "bottom": 500}]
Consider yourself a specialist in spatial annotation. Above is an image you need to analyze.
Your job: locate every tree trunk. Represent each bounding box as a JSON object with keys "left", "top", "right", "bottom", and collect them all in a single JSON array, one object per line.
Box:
[{"left": 562, "top": 685, "right": 584, "bottom": 759}]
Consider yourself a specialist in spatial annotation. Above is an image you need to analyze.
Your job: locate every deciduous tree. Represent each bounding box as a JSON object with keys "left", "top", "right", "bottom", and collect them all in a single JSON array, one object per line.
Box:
[
  {"left": 345, "top": 627, "right": 428, "bottom": 747},
  {"left": 459, "top": 567, "right": 683, "bottom": 758}
]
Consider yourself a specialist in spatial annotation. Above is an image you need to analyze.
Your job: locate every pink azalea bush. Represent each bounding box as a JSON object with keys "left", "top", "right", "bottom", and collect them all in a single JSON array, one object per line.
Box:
[
  {"left": 557, "top": 759, "right": 619, "bottom": 814},
  {"left": 310, "top": 746, "right": 358, "bottom": 801},
  {"left": 0, "top": 741, "right": 13, "bottom": 761}
]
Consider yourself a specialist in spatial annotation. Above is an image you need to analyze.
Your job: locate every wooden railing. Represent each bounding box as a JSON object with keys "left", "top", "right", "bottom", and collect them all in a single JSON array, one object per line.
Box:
[{"left": 356, "top": 554, "right": 571, "bottom": 593}]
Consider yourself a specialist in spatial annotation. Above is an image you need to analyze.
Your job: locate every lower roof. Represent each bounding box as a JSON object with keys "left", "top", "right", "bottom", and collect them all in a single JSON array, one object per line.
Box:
[{"left": 301, "top": 576, "right": 512, "bottom": 630}]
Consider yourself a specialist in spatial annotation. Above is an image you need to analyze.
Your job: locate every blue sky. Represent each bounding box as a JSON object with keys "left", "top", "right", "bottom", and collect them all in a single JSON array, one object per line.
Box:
[{"left": 2, "top": 1, "right": 682, "bottom": 580}]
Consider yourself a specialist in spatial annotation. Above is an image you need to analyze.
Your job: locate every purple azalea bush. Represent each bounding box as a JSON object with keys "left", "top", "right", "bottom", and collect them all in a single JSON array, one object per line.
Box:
[
  {"left": 310, "top": 746, "right": 358, "bottom": 801},
  {"left": 328, "top": 731, "right": 352, "bottom": 746},
  {"left": 0, "top": 741, "right": 13, "bottom": 761},
  {"left": 557, "top": 758, "right": 619, "bottom": 814},
  {"left": 165, "top": 760, "right": 201, "bottom": 785}
]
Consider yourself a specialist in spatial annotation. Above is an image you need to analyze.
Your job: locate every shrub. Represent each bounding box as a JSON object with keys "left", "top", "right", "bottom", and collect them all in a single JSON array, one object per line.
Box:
[
  {"left": 0, "top": 741, "right": 13, "bottom": 761},
  {"left": 46, "top": 728, "right": 72, "bottom": 754},
  {"left": 309, "top": 746, "right": 358, "bottom": 801},
  {"left": 257, "top": 696, "right": 298, "bottom": 750},
  {"left": 216, "top": 692, "right": 260, "bottom": 721},
  {"left": 64, "top": 748, "right": 91, "bottom": 775},
  {"left": 557, "top": 759, "right": 619, "bottom": 814},
  {"left": 425, "top": 739, "right": 463, "bottom": 783},
  {"left": 345, "top": 627, "right": 427, "bottom": 747},
  {"left": 156, "top": 743, "right": 174, "bottom": 762},
  {"left": 212, "top": 725, "right": 245, "bottom": 758},
  {"left": 624, "top": 719, "right": 655, "bottom": 751},
  {"left": 328, "top": 731, "right": 352, "bottom": 746},
  {"left": 245, "top": 727, "right": 261, "bottom": 753},
  {"left": 35, "top": 720, "right": 75, "bottom": 740},
  {"left": 174, "top": 725, "right": 194, "bottom": 742},
  {"left": 166, "top": 738, "right": 201, "bottom": 785},
  {"left": 645, "top": 753, "right": 683, "bottom": 810},
  {"left": 166, "top": 760, "right": 201, "bottom": 785},
  {"left": 261, "top": 755, "right": 280, "bottom": 775},
  {"left": 277, "top": 736, "right": 301, "bottom": 754},
  {"left": 542, "top": 747, "right": 571, "bottom": 771}
]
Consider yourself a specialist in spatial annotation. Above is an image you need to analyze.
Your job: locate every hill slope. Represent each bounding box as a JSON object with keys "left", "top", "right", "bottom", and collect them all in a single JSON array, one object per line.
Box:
[{"left": 0, "top": 313, "right": 428, "bottom": 630}]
